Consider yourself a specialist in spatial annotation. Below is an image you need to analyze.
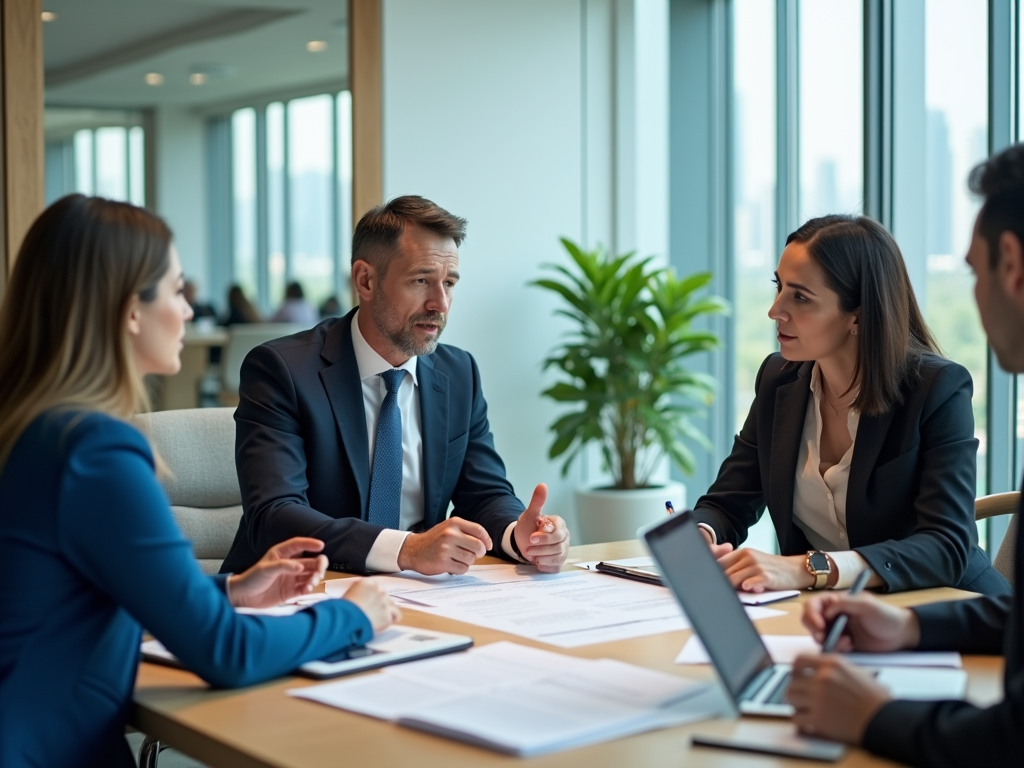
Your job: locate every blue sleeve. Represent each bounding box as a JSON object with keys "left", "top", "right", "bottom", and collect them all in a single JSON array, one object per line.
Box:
[{"left": 56, "top": 419, "right": 373, "bottom": 688}]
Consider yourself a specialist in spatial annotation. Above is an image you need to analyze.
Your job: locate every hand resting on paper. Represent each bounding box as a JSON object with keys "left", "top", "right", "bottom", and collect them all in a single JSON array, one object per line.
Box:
[
  {"left": 512, "top": 484, "right": 570, "bottom": 573},
  {"left": 226, "top": 537, "right": 329, "bottom": 608},
  {"left": 397, "top": 517, "right": 493, "bottom": 575},
  {"left": 697, "top": 528, "right": 817, "bottom": 592},
  {"left": 344, "top": 579, "right": 403, "bottom": 633}
]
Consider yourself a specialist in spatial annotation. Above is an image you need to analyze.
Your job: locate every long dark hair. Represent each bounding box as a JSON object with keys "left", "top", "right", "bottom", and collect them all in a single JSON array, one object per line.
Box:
[
  {"left": 0, "top": 194, "right": 172, "bottom": 469},
  {"left": 786, "top": 215, "right": 940, "bottom": 415}
]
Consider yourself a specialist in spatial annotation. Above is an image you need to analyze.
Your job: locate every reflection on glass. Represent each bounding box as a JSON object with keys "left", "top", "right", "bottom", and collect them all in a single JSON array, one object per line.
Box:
[
  {"left": 798, "top": 0, "right": 863, "bottom": 222},
  {"left": 73, "top": 129, "right": 93, "bottom": 195},
  {"left": 923, "top": 0, "right": 988, "bottom": 499},
  {"left": 732, "top": 0, "right": 779, "bottom": 554},
  {"left": 128, "top": 126, "right": 145, "bottom": 206},
  {"left": 336, "top": 91, "right": 354, "bottom": 307},
  {"left": 267, "top": 102, "right": 287, "bottom": 310},
  {"left": 94, "top": 127, "right": 127, "bottom": 201},
  {"left": 232, "top": 108, "right": 258, "bottom": 303},
  {"left": 288, "top": 94, "right": 334, "bottom": 307}
]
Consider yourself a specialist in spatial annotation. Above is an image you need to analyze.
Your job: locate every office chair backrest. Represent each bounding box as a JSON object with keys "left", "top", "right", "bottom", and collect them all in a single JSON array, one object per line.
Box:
[
  {"left": 133, "top": 407, "right": 240, "bottom": 574},
  {"left": 975, "top": 492, "right": 1019, "bottom": 583},
  {"left": 221, "top": 324, "right": 306, "bottom": 395}
]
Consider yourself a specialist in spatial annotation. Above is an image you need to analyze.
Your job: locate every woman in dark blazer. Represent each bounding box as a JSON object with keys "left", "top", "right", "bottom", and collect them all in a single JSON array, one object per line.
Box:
[
  {"left": 692, "top": 215, "right": 1008, "bottom": 596},
  {"left": 0, "top": 196, "right": 401, "bottom": 768}
]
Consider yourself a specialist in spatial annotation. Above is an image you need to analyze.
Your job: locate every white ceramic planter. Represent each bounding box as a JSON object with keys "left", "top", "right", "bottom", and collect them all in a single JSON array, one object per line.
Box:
[{"left": 575, "top": 481, "right": 687, "bottom": 544}]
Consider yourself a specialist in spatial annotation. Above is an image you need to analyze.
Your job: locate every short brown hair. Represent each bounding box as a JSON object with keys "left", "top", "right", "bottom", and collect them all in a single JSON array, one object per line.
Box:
[
  {"left": 968, "top": 144, "right": 1024, "bottom": 267},
  {"left": 352, "top": 195, "right": 467, "bottom": 275},
  {"left": 786, "top": 215, "right": 940, "bottom": 416}
]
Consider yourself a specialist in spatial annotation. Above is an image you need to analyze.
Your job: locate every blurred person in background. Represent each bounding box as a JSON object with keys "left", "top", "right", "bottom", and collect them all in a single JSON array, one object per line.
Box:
[
  {"left": 222, "top": 283, "right": 262, "bottom": 325},
  {"left": 271, "top": 281, "right": 318, "bottom": 326}
]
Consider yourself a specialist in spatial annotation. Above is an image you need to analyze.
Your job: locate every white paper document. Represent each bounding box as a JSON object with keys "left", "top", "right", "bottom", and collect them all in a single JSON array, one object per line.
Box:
[
  {"left": 676, "top": 634, "right": 963, "bottom": 669},
  {"left": 326, "top": 565, "right": 783, "bottom": 647},
  {"left": 289, "top": 641, "right": 716, "bottom": 756}
]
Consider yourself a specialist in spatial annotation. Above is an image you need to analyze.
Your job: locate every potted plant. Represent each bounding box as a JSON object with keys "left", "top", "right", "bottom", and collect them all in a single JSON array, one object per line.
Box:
[{"left": 531, "top": 239, "right": 729, "bottom": 543}]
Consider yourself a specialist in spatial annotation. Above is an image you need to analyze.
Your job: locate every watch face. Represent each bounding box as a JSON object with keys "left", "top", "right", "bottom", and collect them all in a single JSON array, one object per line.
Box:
[{"left": 808, "top": 552, "right": 830, "bottom": 572}]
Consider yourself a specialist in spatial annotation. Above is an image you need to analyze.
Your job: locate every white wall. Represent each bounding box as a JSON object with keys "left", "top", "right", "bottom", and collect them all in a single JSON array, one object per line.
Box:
[
  {"left": 382, "top": 0, "right": 669, "bottom": 539},
  {"left": 154, "top": 107, "right": 210, "bottom": 303}
]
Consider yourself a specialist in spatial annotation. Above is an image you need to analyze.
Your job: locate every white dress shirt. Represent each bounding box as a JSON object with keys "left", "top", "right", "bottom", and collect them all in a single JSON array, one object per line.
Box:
[
  {"left": 791, "top": 363, "right": 871, "bottom": 589},
  {"left": 699, "top": 362, "right": 872, "bottom": 589},
  {"left": 354, "top": 312, "right": 521, "bottom": 572}
]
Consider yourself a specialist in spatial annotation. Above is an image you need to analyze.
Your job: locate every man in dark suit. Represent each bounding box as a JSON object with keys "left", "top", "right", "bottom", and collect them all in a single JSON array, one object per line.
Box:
[
  {"left": 784, "top": 145, "right": 1024, "bottom": 765},
  {"left": 221, "top": 196, "right": 569, "bottom": 576}
]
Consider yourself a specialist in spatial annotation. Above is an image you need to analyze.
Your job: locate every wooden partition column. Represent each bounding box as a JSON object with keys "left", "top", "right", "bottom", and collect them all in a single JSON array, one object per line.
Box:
[
  {"left": 350, "top": 0, "right": 383, "bottom": 222},
  {"left": 0, "top": 0, "right": 44, "bottom": 298}
]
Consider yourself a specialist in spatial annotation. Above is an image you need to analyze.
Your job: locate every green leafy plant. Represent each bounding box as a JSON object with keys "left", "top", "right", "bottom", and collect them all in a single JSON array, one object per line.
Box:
[{"left": 532, "top": 239, "right": 730, "bottom": 490}]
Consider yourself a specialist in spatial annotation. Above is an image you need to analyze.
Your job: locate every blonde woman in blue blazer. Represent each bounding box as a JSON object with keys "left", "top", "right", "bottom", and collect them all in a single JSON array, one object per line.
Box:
[{"left": 0, "top": 196, "right": 401, "bottom": 768}]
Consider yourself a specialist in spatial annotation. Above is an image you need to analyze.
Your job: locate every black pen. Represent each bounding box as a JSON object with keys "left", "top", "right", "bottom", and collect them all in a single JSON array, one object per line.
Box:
[{"left": 821, "top": 568, "right": 871, "bottom": 653}]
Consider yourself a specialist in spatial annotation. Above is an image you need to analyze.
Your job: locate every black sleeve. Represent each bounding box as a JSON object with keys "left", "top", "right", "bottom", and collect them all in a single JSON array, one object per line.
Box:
[
  {"left": 854, "top": 363, "right": 981, "bottom": 592},
  {"left": 449, "top": 354, "right": 524, "bottom": 558},
  {"left": 910, "top": 596, "right": 1012, "bottom": 655},
  {"left": 690, "top": 355, "right": 771, "bottom": 545},
  {"left": 234, "top": 344, "right": 383, "bottom": 572}
]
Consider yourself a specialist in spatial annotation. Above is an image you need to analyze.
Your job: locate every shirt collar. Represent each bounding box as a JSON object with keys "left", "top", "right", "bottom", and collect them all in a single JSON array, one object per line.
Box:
[{"left": 351, "top": 309, "right": 419, "bottom": 386}]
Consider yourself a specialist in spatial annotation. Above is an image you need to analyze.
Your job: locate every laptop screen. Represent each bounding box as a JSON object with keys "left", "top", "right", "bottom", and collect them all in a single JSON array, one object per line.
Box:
[{"left": 644, "top": 511, "right": 774, "bottom": 700}]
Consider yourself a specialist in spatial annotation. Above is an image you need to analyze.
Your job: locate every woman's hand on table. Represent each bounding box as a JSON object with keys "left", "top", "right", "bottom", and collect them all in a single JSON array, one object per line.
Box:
[
  {"left": 344, "top": 579, "right": 402, "bottom": 633},
  {"left": 714, "top": 547, "right": 816, "bottom": 592},
  {"left": 802, "top": 592, "right": 921, "bottom": 652},
  {"left": 227, "top": 537, "right": 328, "bottom": 609}
]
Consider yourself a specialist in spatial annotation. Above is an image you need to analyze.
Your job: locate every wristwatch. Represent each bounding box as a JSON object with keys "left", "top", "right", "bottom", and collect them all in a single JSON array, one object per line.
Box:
[{"left": 805, "top": 550, "right": 831, "bottom": 589}]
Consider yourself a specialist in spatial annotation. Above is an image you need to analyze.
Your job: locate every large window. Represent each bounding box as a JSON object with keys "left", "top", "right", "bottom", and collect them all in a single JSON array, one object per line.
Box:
[
  {"left": 44, "top": 109, "right": 145, "bottom": 207},
  {"left": 222, "top": 91, "right": 353, "bottom": 316}
]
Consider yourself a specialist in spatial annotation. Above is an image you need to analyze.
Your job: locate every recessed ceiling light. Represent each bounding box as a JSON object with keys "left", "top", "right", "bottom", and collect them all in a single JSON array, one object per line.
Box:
[
  {"left": 41, "top": 11, "right": 56, "bottom": 22},
  {"left": 306, "top": 40, "right": 328, "bottom": 52},
  {"left": 189, "top": 73, "right": 208, "bottom": 86},
  {"left": 144, "top": 73, "right": 164, "bottom": 86}
]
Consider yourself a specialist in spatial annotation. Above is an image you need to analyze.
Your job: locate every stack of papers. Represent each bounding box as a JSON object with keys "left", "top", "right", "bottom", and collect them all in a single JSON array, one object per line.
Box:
[
  {"left": 326, "top": 565, "right": 784, "bottom": 647},
  {"left": 289, "top": 641, "right": 717, "bottom": 756}
]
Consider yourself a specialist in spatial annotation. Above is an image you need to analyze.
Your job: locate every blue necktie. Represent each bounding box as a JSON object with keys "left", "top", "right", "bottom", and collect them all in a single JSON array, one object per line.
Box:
[{"left": 367, "top": 368, "right": 407, "bottom": 529}]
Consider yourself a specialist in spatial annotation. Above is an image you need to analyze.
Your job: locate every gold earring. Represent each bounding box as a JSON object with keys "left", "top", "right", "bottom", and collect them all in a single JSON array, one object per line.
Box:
[{"left": 852, "top": 329, "right": 858, "bottom": 335}]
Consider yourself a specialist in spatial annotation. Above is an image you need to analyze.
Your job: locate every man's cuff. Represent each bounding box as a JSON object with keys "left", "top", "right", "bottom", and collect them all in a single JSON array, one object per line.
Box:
[
  {"left": 827, "top": 550, "right": 871, "bottom": 590},
  {"left": 502, "top": 521, "right": 527, "bottom": 562},
  {"left": 697, "top": 522, "right": 718, "bottom": 545},
  {"left": 365, "top": 528, "right": 412, "bottom": 572}
]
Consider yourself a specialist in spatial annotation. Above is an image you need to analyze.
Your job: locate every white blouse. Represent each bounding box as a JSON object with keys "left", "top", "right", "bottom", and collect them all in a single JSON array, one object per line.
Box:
[{"left": 792, "top": 363, "right": 871, "bottom": 589}]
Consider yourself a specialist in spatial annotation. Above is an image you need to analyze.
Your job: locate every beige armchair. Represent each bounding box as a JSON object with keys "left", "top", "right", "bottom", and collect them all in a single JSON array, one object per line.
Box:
[
  {"left": 133, "top": 407, "right": 241, "bottom": 575},
  {"left": 975, "top": 492, "right": 1019, "bottom": 583}
]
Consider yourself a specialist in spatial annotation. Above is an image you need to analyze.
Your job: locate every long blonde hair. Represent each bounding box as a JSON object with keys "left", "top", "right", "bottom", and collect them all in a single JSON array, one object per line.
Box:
[{"left": 0, "top": 195, "right": 172, "bottom": 470}]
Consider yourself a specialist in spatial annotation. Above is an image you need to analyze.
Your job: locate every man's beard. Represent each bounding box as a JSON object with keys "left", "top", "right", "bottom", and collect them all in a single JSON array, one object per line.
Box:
[{"left": 372, "top": 286, "right": 446, "bottom": 357}]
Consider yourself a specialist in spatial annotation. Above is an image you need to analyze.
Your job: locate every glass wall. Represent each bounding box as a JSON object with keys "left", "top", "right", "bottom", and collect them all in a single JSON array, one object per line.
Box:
[
  {"left": 922, "top": 0, "right": 989, "bottom": 495},
  {"left": 224, "top": 91, "right": 352, "bottom": 316},
  {"left": 797, "top": 0, "right": 863, "bottom": 222}
]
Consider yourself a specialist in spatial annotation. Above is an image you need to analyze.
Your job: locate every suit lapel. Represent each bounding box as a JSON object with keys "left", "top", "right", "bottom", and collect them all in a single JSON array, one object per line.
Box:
[
  {"left": 417, "top": 355, "right": 449, "bottom": 524},
  {"left": 769, "top": 362, "right": 812, "bottom": 548},
  {"left": 319, "top": 310, "right": 371, "bottom": 519},
  {"left": 847, "top": 407, "right": 896, "bottom": 541}
]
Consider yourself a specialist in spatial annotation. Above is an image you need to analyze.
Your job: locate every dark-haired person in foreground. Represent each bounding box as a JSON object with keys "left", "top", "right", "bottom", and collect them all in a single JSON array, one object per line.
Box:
[
  {"left": 785, "top": 142, "right": 1024, "bottom": 767},
  {"left": 691, "top": 214, "right": 1008, "bottom": 596},
  {"left": 0, "top": 196, "right": 399, "bottom": 768},
  {"left": 221, "top": 196, "right": 569, "bottom": 577}
]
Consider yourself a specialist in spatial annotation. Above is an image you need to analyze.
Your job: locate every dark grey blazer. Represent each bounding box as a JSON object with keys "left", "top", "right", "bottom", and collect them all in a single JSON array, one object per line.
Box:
[
  {"left": 220, "top": 309, "right": 523, "bottom": 575},
  {"left": 691, "top": 352, "right": 1008, "bottom": 595},
  {"left": 862, "top": 483, "right": 1022, "bottom": 766}
]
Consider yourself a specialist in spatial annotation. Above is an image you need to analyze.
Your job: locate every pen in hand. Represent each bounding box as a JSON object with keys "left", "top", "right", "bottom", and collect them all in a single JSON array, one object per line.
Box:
[
  {"left": 665, "top": 501, "right": 675, "bottom": 515},
  {"left": 820, "top": 568, "right": 872, "bottom": 653}
]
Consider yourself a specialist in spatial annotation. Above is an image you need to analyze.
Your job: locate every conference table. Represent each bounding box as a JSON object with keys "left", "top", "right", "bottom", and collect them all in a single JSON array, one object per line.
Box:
[{"left": 131, "top": 540, "right": 1004, "bottom": 767}]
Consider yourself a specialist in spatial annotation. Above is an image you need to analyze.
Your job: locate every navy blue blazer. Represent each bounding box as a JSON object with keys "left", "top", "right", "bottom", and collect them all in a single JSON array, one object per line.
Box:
[
  {"left": 0, "top": 412, "right": 372, "bottom": 768},
  {"left": 862, "top": 481, "right": 1023, "bottom": 765},
  {"left": 692, "top": 353, "right": 1007, "bottom": 595},
  {"left": 221, "top": 308, "right": 524, "bottom": 574}
]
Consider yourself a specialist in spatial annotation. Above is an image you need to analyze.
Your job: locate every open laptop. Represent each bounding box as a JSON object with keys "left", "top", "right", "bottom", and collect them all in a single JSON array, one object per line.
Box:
[{"left": 643, "top": 510, "right": 799, "bottom": 716}]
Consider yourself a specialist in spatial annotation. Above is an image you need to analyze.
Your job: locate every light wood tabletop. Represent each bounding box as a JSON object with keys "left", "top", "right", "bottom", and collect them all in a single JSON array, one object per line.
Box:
[{"left": 132, "top": 540, "right": 1004, "bottom": 767}]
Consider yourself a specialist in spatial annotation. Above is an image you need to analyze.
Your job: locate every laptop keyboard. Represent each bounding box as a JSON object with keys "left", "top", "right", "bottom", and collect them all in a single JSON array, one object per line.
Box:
[{"left": 764, "top": 670, "right": 792, "bottom": 704}]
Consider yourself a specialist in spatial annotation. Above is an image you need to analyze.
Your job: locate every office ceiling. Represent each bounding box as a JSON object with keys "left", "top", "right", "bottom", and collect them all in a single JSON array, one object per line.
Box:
[{"left": 44, "top": 0, "right": 349, "bottom": 111}]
